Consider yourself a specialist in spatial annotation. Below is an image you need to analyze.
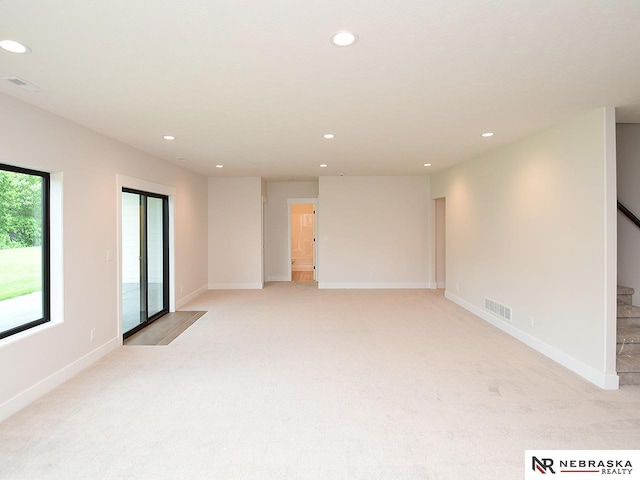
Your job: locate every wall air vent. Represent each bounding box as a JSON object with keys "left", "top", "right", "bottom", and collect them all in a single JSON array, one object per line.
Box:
[
  {"left": 1, "top": 76, "right": 41, "bottom": 92},
  {"left": 485, "top": 297, "right": 512, "bottom": 322}
]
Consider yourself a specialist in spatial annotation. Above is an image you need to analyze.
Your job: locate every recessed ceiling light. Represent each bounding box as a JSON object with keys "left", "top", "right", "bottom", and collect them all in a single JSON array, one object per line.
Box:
[
  {"left": 215, "top": 164, "right": 224, "bottom": 168},
  {"left": 331, "top": 31, "right": 358, "bottom": 47},
  {"left": 481, "top": 132, "right": 494, "bottom": 137},
  {"left": 0, "top": 40, "right": 31, "bottom": 54},
  {"left": 323, "top": 133, "right": 335, "bottom": 139},
  {"left": 320, "top": 164, "right": 328, "bottom": 168},
  {"left": 163, "top": 135, "right": 176, "bottom": 140},
  {"left": 177, "top": 157, "right": 187, "bottom": 162},
  {"left": 423, "top": 163, "right": 432, "bottom": 167}
]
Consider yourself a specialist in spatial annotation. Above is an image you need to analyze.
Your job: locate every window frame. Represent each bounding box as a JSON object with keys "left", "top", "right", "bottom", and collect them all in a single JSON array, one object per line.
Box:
[{"left": 0, "top": 163, "right": 50, "bottom": 340}]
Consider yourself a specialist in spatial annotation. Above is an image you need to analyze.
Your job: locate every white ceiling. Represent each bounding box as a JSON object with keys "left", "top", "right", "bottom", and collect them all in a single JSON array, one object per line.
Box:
[{"left": 1, "top": 0, "right": 640, "bottom": 180}]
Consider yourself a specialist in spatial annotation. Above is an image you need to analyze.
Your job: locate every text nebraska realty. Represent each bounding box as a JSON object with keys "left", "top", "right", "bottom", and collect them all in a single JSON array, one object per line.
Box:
[{"left": 560, "top": 459, "right": 632, "bottom": 475}]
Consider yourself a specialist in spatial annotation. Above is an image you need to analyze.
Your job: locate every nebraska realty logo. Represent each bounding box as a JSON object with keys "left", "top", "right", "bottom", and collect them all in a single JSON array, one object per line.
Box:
[{"left": 525, "top": 451, "right": 640, "bottom": 479}]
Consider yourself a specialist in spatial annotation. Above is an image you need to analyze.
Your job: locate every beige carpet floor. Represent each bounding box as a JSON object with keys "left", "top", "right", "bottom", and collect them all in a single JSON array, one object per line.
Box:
[{"left": 1, "top": 283, "right": 639, "bottom": 479}]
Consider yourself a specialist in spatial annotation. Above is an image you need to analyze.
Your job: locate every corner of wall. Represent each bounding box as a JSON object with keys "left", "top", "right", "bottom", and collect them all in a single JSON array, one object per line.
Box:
[
  {"left": 604, "top": 106, "right": 618, "bottom": 378},
  {"left": 176, "top": 284, "right": 209, "bottom": 309}
]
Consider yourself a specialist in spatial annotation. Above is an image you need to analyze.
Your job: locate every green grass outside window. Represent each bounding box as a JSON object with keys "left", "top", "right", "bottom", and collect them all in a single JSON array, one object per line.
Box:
[{"left": 0, "top": 246, "right": 42, "bottom": 301}]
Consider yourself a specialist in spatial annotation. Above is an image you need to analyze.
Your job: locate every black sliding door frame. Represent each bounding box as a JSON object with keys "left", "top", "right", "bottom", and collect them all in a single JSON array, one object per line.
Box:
[{"left": 122, "top": 188, "right": 169, "bottom": 339}]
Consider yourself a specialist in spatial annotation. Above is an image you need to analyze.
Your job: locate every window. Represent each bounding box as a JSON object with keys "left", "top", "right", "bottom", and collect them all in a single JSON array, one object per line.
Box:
[{"left": 0, "top": 163, "right": 50, "bottom": 339}]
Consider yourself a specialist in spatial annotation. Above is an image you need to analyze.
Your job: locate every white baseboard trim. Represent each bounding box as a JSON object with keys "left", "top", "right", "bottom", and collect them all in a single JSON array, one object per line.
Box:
[
  {"left": 0, "top": 337, "right": 120, "bottom": 423},
  {"left": 437, "top": 282, "right": 446, "bottom": 289},
  {"left": 444, "top": 291, "right": 619, "bottom": 390},
  {"left": 318, "top": 282, "right": 431, "bottom": 289},
  {"left": 208, "top": 283, "right": 263, "bottom": 290},
  {"left": 176, "top": 284, "right": 208, "bottom": 309},
  {"left": 267, "top": 276, "right": 289, "bottom": 282}
]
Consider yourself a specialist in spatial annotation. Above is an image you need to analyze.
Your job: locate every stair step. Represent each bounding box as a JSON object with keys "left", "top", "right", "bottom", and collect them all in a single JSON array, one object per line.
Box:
[
  {"left": 618, "top": 294, "right": 633, "bottom": 306},
  {"left": 617, "top": 355, "right": 640, "bottom": 372},
  {"left": 617, "top": 328, "right": 640, "bottom": 345},
  {"left": 617, "top": 305, "right": 640, "bottom": 318},
  {"left": 618, "top": 341, "right": 640, "bottom": 354},
  {"left": 617, "top": 286, "right": 634, "bottom": 305},
  {"left": 618, "top": 285, "right": 635, "bottom": 295},
  {"left": 619, "top": 373, "right": 640, "bottom": 386},
  {"left": 618, "top": 317, "right": 640, "bottom": 328},
  {"left": 616, "top": 293, "right": 640, "bottom": 383}
]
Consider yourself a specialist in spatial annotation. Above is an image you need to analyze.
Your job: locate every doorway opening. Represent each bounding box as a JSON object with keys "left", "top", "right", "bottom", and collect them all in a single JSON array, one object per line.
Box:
[
  {"left": 290, "top": 203, "right": 316, "bottom": 282},
  {"left": 121, "top": 188, "right": 169, "bottom": 338}
]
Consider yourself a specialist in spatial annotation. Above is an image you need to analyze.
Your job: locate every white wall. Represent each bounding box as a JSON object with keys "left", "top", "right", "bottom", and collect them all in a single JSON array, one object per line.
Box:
[
  {"left": 318, "top": 176, "right": 432, "bottom": 288},
  {"left": 208, "top": 177, "right": 263, "bottom": 288},
  {"left": 431, "top": 107, "right": 617, "bottom": 389},
  {"left": 617, "top": 124, "right": 640, "bottom": 305},
  {"left": 266, "top": 182, "right": 319, "bottom": 281},
  {"left": 0, "top": 92, "right": 209, "bottom": 421}
]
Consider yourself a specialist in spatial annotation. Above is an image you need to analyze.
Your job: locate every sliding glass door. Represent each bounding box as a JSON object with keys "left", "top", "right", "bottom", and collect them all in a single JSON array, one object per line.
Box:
[{"left": 122, "top": 189, "right": 169, "bottom": 338}]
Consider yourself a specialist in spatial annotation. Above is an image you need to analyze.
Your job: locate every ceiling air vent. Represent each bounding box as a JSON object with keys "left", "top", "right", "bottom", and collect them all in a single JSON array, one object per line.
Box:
[
  {"left": 1, "top": 76, "right": 41, "bottom": 92},
  {"left": 485, "top": 297, "right": 512, "bottom": 322}
]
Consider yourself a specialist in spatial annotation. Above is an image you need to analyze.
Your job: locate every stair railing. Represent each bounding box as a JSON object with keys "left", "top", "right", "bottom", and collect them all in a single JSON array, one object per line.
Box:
[{"left": 618, "top": 201, "right": 640, "bottom": 230}]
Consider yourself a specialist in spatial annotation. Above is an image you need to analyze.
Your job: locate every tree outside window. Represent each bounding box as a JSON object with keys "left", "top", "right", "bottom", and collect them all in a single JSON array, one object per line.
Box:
[{"left": 0, "top": 164, "right": 50, "bottom": 339}]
